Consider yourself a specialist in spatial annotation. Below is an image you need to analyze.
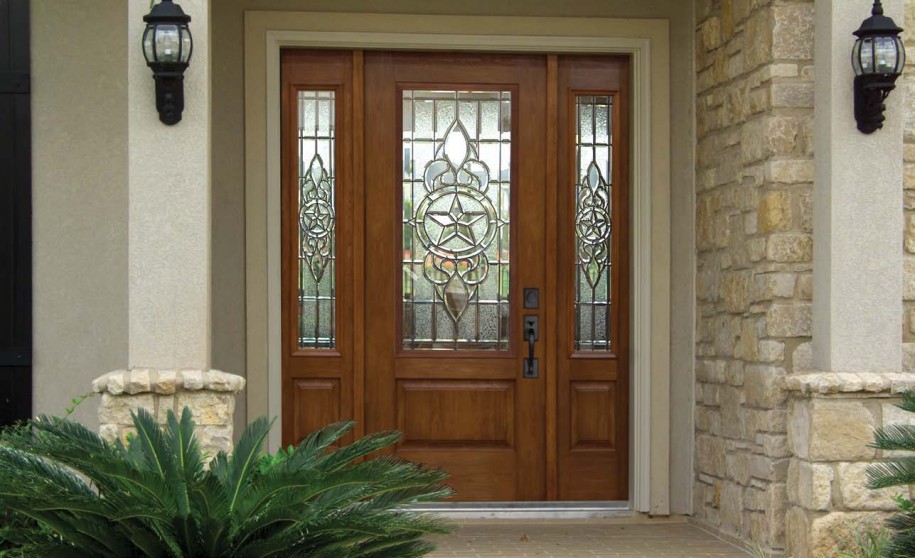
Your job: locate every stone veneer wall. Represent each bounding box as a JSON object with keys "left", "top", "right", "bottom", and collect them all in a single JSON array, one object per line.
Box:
[
  {"left": 904, "top": 1, "right": 915, "bottom": 366},
  {"left": 694, "top": 0, "right": 815, "bottom": 552},
  {"left": 93, "top": 369, "right": 245, "bottom": 457}
]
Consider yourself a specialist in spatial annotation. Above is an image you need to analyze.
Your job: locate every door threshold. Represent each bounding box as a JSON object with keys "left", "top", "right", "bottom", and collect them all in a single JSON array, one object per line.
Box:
[{"left": 406, "top": 501, "right": 631, "bottom": 520}]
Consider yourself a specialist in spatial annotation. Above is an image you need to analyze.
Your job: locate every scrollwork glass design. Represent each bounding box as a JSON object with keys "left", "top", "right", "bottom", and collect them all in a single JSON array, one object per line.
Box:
[
  {"left": 402, "top": 90, "right": 511, "bottom": 350},
  {"left": 574, "top": 95, "right": 613, "bottom": 352},
  {"left": 297, "top": 91, "right": 336, "bottom": 349}
]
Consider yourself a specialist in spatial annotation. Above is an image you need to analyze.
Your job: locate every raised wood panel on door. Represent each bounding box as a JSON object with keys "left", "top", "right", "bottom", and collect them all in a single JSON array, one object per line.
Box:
[
  {"left": 396, "top": 380, "right": 515, "bottom": 448},
  {"left": 290, "top": 379, "right": 341, "bottom": 444},
  {"left": 364, "top": 52, "right": 548, "bottom": 501},
  {"left": 281, "top": 50, "right": 355, "bottom": 446},
  {"left": 556, "top": 56, "right": 630, "bottom": 501}
]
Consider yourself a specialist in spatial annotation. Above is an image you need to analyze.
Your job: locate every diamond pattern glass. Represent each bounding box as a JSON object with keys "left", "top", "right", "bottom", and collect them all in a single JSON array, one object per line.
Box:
[
  {"left": 574, "top": 95, "right": 613, "bottom": 351},
  {"left": 402, "top": 90, "right": 512, "bottom": 350},
  {"left": 297, "top": 91, "right": 336, "bottom": 349}
]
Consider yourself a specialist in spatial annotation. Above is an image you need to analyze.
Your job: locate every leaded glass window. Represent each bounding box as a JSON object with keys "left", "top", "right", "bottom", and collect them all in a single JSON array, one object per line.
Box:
[
  {"left": 401, "top": 90, "right": 511, "bottom": 350},
  {"left": 297, "top": 90, "right": 336, "bottom": 349},
  {"left": 574, "top": 95, "right": 612, "bottom": 352}
]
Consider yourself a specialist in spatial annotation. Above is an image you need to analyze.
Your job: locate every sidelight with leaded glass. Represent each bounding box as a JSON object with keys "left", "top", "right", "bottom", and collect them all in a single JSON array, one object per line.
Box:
[
  {"left": 574, "top": 95, "right": 613, "bottom": 352},
  {"left": 297, "top": 90, "right": 337, "bottom": 349}
]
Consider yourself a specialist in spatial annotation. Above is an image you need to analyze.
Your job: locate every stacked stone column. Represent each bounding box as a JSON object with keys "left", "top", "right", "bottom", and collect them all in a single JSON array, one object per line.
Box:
[
  {"left": 93, "top": 369, "right": 244, "bottom": 457},
  {"left": 783, "top": 374, "right": 915, "bottom": 556}
]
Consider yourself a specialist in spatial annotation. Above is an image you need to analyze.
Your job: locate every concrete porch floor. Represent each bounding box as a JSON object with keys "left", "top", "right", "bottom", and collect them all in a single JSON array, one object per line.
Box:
[{"left": 428, "top": 520, "right": 751, "bottom": 557}]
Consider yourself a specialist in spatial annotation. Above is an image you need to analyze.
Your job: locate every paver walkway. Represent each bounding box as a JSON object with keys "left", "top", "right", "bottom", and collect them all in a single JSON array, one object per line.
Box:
[{"left": 429, "top": 521, "right": 751, "bottom": 557}]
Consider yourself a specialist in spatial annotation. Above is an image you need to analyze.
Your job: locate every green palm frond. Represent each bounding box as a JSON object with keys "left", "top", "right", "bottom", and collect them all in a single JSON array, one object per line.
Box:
[
  {"left": 896, "top": 391, "right": 915, "bottom": 414},
  {"left": 868, "top": 457, "right": 915, "bottom": 489},
  {"left": 871, "top": 424, "right": 915, "bottom": 452},
  {"left": 0, "top": 407, "right": 451, "bottom": 557},
  {"left": 868, "top": 389, "right": 915, "bottom": 555},
  {"left": 215, "top": 415, "right": 273, "bottom": 515}
]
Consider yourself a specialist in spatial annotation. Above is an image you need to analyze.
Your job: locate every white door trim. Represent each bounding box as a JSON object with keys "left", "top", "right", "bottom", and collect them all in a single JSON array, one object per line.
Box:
[{"left": 243, "top": 12, "right": 671, "bottom": 515}]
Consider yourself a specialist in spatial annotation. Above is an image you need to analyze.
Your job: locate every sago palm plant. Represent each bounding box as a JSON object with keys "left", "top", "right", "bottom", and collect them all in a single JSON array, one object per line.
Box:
[
  {"left": 0, "top": 408, "right": 452, "bottom": 557},
  {"left": 867, "top": 389, "right": 915, "bottom": 557}
]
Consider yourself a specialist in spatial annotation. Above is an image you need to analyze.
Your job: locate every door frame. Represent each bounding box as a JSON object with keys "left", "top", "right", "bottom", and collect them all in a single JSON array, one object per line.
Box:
[{"left": 244, "top": 11, "right": 671, "bottom": 514}]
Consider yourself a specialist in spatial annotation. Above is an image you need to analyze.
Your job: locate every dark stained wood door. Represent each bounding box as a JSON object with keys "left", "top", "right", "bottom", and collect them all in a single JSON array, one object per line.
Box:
[{"left": 281, "top": 50, "right": 629, "bottom": 502}]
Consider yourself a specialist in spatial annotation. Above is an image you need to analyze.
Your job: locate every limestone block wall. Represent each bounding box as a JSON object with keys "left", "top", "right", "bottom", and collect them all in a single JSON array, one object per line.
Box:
[
  {"left": 783, "top": 373, "right": 915, "bottom": 558},
  {"left": 93, "top": 369, "right": 245, "bottom": 457},
  {"left": 694, "top": 0, "right": 815, "bottom": 552}
]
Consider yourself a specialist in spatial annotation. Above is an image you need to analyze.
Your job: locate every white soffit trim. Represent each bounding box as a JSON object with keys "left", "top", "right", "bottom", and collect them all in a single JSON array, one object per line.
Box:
[{"left": 246, "top": 13, "right": 670, "bottom": 515}]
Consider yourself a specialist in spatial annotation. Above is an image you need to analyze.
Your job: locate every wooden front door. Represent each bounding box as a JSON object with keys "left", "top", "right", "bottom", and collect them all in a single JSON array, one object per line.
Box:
[{"left": 281, "top": 50, "right": 629, "bottom": 502}]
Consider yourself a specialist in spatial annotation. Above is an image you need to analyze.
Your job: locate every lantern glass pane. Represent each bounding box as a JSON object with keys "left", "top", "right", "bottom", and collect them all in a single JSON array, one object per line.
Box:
[
  {"left": 852, "top": 39, "right": 864, "bottom": 75},
  {"left": 154, "top": 24, "right": 182, "bottom": 63},
  {"left": 860, "top": 38, "right": 875, "bottom": 74},
  {"left": 179, "top": 27, "right": 193, "bottom": 63},
  {"left": 875, "top": 36, "right": 898, "bottom": 74},
  {"left": 896, "top": 36, "right": 906, "bottom": 72},
  {"left": 142, "top": 26, "right": 155, "bottom": 63}
]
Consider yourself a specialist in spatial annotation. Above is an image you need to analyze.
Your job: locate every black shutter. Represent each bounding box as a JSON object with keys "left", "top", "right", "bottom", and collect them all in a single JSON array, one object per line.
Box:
[{"left": 0, "top": 0, "right": 31, "bottom": 426}]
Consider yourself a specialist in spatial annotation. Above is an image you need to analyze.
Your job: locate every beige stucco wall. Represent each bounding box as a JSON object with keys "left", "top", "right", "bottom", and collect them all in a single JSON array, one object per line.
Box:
[
  {"left": 213, "top": 0, "right": 695, "bottom": 512},
  {"left": 31, "top": 0, "right": 129, "bottom": 428}
]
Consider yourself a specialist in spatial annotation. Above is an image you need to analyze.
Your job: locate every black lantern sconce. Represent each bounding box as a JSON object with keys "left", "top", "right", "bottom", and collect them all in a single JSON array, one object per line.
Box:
[
  {"left": 852, "top": 0, "right": 905, "bottom": 134},
  {"left": 142, "top": 0, "right": 193, "bottom": 125}
]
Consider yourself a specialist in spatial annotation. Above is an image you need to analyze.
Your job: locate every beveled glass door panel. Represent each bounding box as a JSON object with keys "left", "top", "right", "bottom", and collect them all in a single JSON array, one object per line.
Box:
[
  {"left": 365, "top": 52, "right": 546, "bottom": 501},
  {"left": 402, "top": 90, "right": 512, "bottom": 351}
]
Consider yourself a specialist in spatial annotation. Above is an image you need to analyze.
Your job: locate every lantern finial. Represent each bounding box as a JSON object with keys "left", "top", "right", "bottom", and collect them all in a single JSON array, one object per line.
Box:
[{"left": 873, "top": 0, "right": 884, "bottom": 16}]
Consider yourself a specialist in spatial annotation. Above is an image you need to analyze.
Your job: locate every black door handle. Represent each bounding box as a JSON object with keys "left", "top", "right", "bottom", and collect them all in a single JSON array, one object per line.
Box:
[{"left": 523, "top": 315, "right": 538, "bottom": 378}]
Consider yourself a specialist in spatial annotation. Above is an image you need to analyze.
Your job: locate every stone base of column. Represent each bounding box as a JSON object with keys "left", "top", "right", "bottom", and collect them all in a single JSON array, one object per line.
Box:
[
  {"left": 92, "top": 369, "right": 246, "bottom": 457},
  {"left": 781, "top": 372, "right": 915, "bottom": 557}
]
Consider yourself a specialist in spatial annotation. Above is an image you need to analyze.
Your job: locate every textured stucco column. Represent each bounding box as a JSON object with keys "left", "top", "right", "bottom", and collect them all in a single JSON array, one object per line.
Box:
[
  {"left": 128, "top": 0, "right": 211, "bottom": 369},
  {"left": 813, "top": 0, "right": 904, "bottom": 372}
]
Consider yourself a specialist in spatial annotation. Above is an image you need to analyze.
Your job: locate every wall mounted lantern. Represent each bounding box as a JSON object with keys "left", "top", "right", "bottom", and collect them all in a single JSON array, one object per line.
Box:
[
  {"left": 142, "top": 0, "right": 193, "bottom": 125},
  {"left": 852, "top": 0, "right": 905, "bottom": 134}
]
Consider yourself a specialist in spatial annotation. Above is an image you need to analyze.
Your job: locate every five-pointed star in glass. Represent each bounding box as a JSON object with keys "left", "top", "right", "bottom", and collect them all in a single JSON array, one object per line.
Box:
[
  {"left": 301, "top": 199, "right": 334, "bottom": 236},
  {"left": 427, "top": 194, "right": 486, "bottom": 247}
]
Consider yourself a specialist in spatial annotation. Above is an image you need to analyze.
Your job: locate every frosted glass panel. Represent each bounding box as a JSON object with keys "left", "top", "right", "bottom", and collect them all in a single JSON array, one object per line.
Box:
[
  {"left": 297, "top": 91, "right": 336, "bottom": 349},
  {"left": 402, "top": 90, "right": 511, "bottom": 350},
  {"left": 574, "top": 95, "right": 613, "bottom": 352}
]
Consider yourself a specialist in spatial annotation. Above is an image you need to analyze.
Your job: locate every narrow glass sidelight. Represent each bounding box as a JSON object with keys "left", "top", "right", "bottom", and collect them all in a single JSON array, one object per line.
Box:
[
  {"left": 401, "top": 90, "right": 512, "bottom": 350},
  {"left": 574, "top": 95, "right": 613, "bottom": 352},
  {"left": 297, "top": 91, "right": 336, "bottom": 349}
]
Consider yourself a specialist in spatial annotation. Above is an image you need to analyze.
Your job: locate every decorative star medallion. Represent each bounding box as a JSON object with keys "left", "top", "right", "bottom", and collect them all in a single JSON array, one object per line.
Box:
[
  {"left": 427, "top": 194, "right": 486, "bottom": 247},
  {"left": 301, "top": 198, "right": 334, "bottom": 237}
]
